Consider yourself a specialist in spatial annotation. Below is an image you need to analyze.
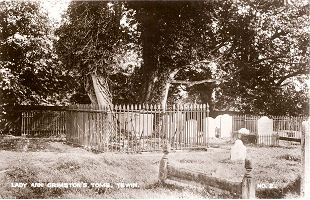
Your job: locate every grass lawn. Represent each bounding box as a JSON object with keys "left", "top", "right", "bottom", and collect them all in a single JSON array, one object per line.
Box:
[{"left": 0, "top": 136, "right": 302, "bottom": 199}]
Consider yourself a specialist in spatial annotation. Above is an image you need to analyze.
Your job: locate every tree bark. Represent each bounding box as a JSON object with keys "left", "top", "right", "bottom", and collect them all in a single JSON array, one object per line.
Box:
[
  {"left": 139, "top": 7, "right": 160, "bottom": 104},
  {"left": 85, "top": 73, "right": 112, "bottom": 107}
]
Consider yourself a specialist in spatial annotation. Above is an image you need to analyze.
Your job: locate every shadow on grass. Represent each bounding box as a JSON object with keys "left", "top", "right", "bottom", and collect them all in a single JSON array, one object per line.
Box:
[
  {"left": 145, "top": 181, "right": 238, "bottom": 199},
  {"left": 145, "top": 181, "right": 184, "bottom": 190},
  {"left": 277, "top": 154, "right": 300, "bottom": 162},
  {"left": 256, "top": 176, "right": 300, "bottom": 199}
]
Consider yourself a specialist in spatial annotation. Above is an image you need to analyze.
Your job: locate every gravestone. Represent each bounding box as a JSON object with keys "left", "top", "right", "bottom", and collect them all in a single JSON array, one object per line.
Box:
[
  {"left": 230, "top": 139, "right": 246, "bottom": 161},
  {"left": 119, "top": 113, "right": 154, "bottom": 137},
  {"left": 215, "top": 114, "right": 233, "bottom": 138},
  {"left": 206, "top": 117, "right": 216, "bottom": 138},
  {"left": 257, "top": 116, "right": 273, "bottom": 145},
  {"left": 215, "top": 115, "right": 222, "bottom": 137}
]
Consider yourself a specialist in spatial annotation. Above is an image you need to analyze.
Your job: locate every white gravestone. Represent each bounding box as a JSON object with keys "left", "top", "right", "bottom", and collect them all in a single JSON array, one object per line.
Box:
[
  {"left": 119, "top": 113, "right": 154, "bottom": 137},
  {"left": 215, "top": 115, "right": 222, "bottom": 137},
  {"left": 206, "top": 117, "right": 216, "bottom": 138},
  {"left": 221, "top": 114, "right": 233, "bottom": 138},
  {"left": 165, "top": 113, "right": 186, "bottom": 140},
  {"left": 215, "top": 114, "right": 233, "bottom": 138},
  {"left": 230, "top": 139, "right": 246, "bottom": 161},
  {"left": 257, "top": 116, "right": 273, "bottom": 145}
]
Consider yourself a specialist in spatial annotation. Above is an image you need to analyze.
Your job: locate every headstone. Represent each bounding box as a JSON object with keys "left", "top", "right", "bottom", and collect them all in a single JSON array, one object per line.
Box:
[
  {"left": 257, "top": 116, "right": 273, "bottom": 145},
  {"left": 215, "top": 115, "right": 222, "bottom": 137},
  {"left": 221, "top": 114, "right": 233, "bottom": 138},
  {"left": 231, "top": 139, "right": 247, "bottom": 161},
  {"left": 257, "top": 116, "right": 273, "bottom": 136},
  {"left": 215, "top": 114, "right": 233, "bottom": 138},
  {"left": 119, "top": 113, "right": 154, "bottom": 137},
  {"left": 206, "top": 117, "right": 216, "bottom": 138}
]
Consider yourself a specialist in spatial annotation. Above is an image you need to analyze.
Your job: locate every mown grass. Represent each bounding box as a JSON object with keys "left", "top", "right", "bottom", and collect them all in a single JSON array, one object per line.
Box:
[{"left": 0, "top": 136, "right": 302, "bottom": 198}]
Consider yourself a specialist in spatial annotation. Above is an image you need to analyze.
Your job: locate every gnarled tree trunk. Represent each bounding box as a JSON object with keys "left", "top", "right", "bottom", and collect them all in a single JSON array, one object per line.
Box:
[
  {"left": 85, "top": 72, "right": 114, "bottom": 151},
  {"left": 85, "top": 73, "right": 112, "bottom": 107}
]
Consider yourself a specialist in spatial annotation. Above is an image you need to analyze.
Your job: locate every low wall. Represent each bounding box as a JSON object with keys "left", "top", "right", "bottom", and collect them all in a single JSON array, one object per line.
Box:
[{"left": 158, "top": 143, "right": 256, "bottom": 199}]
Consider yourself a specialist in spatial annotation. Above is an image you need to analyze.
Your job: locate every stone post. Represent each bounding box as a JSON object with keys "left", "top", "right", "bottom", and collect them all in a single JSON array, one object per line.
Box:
[
  {"left": 206, "top": 103, "right": 210, "bottom": 147},
  {"left": 301, "top": 118, "right": 310, "bottom": 198},
  {"left": 242, "top": 159, "right": 255, "bottom": 199},
  {"left": 159, "top": 142, "right": 170, "bottom": 183}
]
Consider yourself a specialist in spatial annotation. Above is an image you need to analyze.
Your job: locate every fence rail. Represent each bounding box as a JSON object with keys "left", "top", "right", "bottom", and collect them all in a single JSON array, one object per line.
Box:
[
  {"left": 65, "top": 104, "right": 209, "bottom": 152},
  {"left": 11, "top": 104, "right": 308, "bottom": 151},
  {"left": 233, "top": 115, "right": 307, "bottom": 146},
  {"left": 21, "top": 110, "right": 66, "bottom": 138}
]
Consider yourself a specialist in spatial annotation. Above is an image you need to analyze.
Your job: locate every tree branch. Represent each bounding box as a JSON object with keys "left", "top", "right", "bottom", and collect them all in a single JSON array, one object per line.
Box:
[
  {"left": 275, "top": 69, "right": 309, "bottom": 86},
  {"left": 246, "top": 56, "right": 288, "bottom": 65},
  {"left": 170, "top": 79, "right": 224, "bottom": 86},
  {"left": 169, "top": 63, "right": 246, "bottom": 86}
]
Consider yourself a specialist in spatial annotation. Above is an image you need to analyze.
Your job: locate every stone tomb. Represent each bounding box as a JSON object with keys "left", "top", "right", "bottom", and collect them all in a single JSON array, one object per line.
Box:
[
  {"left": 230, "top": 139, "right": 246, "bottom": 161},
  {"left": 185, "top": 119, "right": 199, "bottom": 143},
  {"left": 257, "top": 116, "right": 274, "bottom": 145},
  {"left": 118, "top": 113, "right": 154, "bottom": 137}
]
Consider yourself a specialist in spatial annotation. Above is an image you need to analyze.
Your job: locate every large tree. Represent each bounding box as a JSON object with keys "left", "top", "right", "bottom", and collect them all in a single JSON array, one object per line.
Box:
[
  {"left": 55, "top": 1, "right": 140, "bottom": 106},
  {"left": 128, "top": 0, "right": 309, "bottom": 115},
  {"left": 55, "top": 0, "right": 309, "bottom": 115},
  {"left": 209, "top": 0, "right": 310, "bottom": 115},
  {"left": 0, "top": 0, "right": 68, "bottom": 134},
  {"left": 129, "top": 1, "right": 222, "bottom": 107},
  {"left": 0, "top": 0, "right": 66, "bottom": 106}
]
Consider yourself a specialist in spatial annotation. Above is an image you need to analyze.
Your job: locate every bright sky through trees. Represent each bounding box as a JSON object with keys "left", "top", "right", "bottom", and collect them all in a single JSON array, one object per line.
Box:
[{"left": 40, "top": 0, "right": 70, "bottom": 24}]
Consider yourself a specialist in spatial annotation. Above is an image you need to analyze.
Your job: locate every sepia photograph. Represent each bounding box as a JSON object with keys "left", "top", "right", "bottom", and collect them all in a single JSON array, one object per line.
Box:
[{"left": 0, "top": 0, "right": 309, "bottom": 199}]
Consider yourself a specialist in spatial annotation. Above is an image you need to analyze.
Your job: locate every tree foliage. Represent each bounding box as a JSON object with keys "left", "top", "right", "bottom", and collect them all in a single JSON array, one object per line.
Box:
[
  {"left": 210, "top": 0, "right": 310, "bottom": 115},
  {"left": 0, "top": 0, "right": 66, "bottom": 106},
  {"left": 54, "top": 0, "right": 309, "bottom": 115},
  {"left": 55, "top": 1, "right": 140, "bottom": 105},
  {"left": 127, "top": 0, "right": 309, "bottom": 115},
  {"left": 0, "top": 0, "right": 69, "bottom": 134}
]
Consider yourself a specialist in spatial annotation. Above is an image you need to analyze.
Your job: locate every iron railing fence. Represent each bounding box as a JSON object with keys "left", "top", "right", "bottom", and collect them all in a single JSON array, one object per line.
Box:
[
  {"left": 65, "top": 104, "right": 209, "bottom": 152},
  {"left": 9, "top": 105, "right": 308, "bottom": 150}
]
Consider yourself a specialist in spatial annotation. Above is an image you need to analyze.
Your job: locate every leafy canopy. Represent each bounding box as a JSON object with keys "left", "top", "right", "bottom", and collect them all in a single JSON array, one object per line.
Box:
[{"left": 0, "top": 0, "right": 67, "bottom": 106}]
